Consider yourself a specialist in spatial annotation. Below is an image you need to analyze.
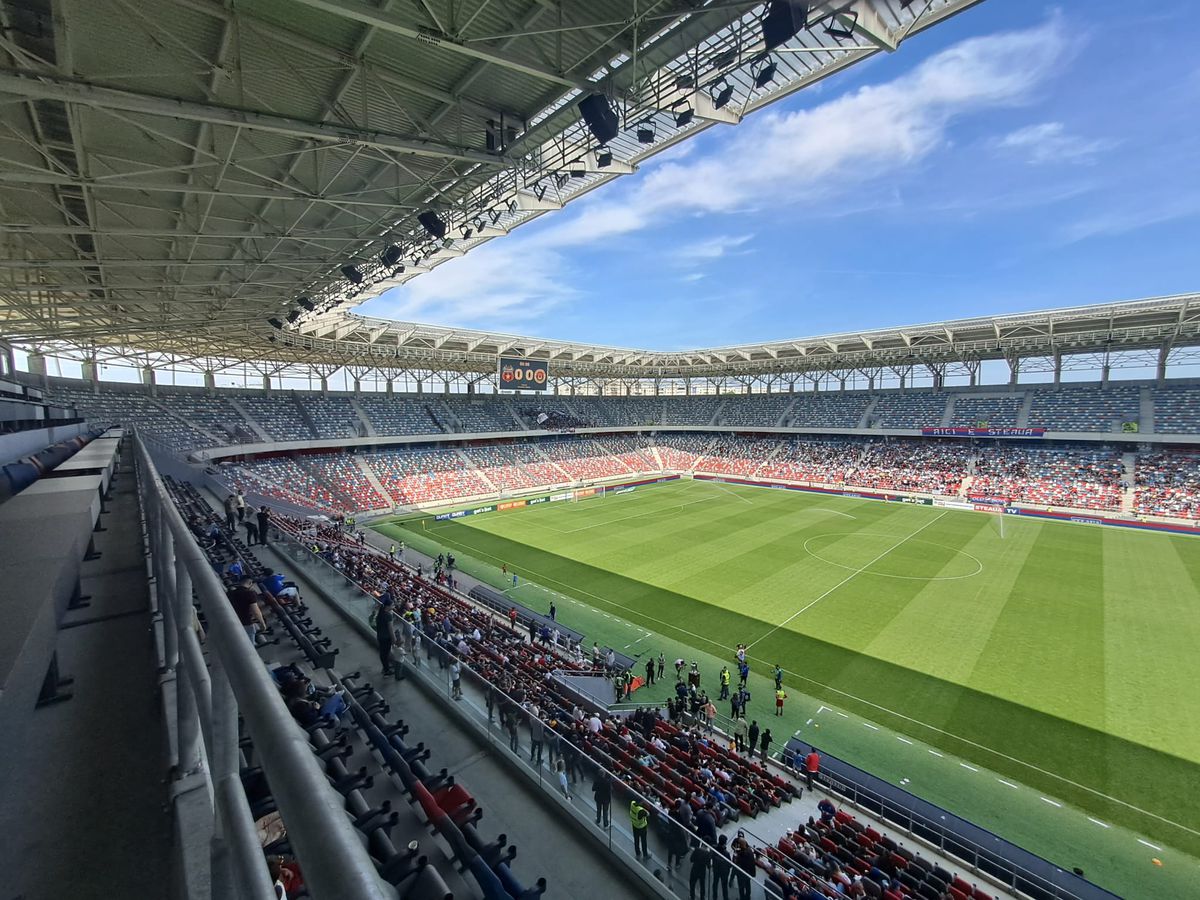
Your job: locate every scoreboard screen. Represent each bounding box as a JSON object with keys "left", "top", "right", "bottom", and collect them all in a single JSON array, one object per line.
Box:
[{"left": 497, "top": 355, "right": 549, "bottom": 391}]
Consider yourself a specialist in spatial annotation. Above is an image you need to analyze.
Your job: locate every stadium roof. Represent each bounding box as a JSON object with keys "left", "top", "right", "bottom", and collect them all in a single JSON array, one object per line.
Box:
[{"left": 0, "top": 0, "right": 982, "bottom": 365}]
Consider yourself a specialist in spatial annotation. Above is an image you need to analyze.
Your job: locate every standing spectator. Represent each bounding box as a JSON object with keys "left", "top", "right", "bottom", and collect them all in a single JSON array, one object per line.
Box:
[
  {"left": 645, "top": 657, "right": 656, "bottom": 686},
  {"left": 449, "top": 659, "right": 462, "bottom": 699},
  {"left": 592, "top": 770, "right": 612, "bottom": 827},
  {"left": 688, "top": 838, "right": 711, "bottom": 900},
  {"left": 719, "top": 666, "right": 730, "bottom": 700},
  {"left": 548, "top": 602, "right": 556, "bottom": 621},
  {"left": 528, "top": 714, "right": 544, "bottom": 765},
  {"left": 657, "top": 652, "right": 666, "bottom": 681},
  {"left": 759, "top": 728, "right": 772, "bottom": 763},
  {"left": 630, "top": 799, "right": 650, "bottom": 859},
  {"left": 505, "top": 712, "right": 520, "bottom": 754},
  {"left": 242, "top": 516, "right": 259, "bottom": 546},
  {"left": 733, "top": 716, "right": 748, "bottom": 753},
  {"left": 711, "top": 835, "right": 732, "bottom": 900},
  {"left": 731, "top": 832, "right": 756, "bottom": 900},
  {"left": 545, "top": 725, "right": 560, "bottom": 766},
  {"left": 485, "top": 683, "right": 495, "bottom": 723},
  {"left": 375, "top": 595, "right": 396, "bottom": 676},
  {"left": 804, "top": 749, "right": 820, "bottom": 792},
  {"left": 508, "top": 606, "right": 518, "bottom": 629},
  {"left": 775, "top": 687, "right": 787, "bottom": 716},
  {"left": 746, "top": 721, "right": 759, "bottom": 758},
  {"left": 701, "top": 697, "right": 717, "bottom": 735},
  {"left": 235, "top": 488, "right": 246, "bottom": 521},
  {"left": 256, "top": 505, "right": 271, "bottom": 546},
  {"left": 222, "top": 494, "right": 236, "bottom": 530},
  {"left": 554, "top": 758, "right": 571, "bottom": 800},
  {"left": 773, "top": 664, "right": 783, "bottom": 691},
  {"left": 228, "top": 577, "right": 266, "bottom": 644}
]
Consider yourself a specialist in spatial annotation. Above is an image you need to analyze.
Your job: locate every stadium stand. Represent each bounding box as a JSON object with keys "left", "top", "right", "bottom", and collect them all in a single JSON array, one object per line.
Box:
[
  {"left": 788, "top": 393, "right": 870, "bottom": 428},
  {"left": 357, "top": 395, "right": 449, "bottom": 436},
  {"left": 443, "top": 396, "right": 520, "bottom": 433},
  {"left": 655, "top": 433, "right": 716, "bottom": 470},
  {"left": 240, "top": 395, "right": 316, "bottom": 441},
  {"left": 304, "top": 395, "right": 364, "bottom": 439},
  {"left": 720, "top": 394, "right": 794, "bottom": 428},
  {"left": 155, "top": 392, "right": 257, "bottom": 444},
  {"left": 1152, "top": 383, "right": 1200, "bottom": 434},
  {"left": 870, "top": 392, "right": 948, "bottom": 429},
  {"left": 970, "top": 445, "right": 1124, "bottom": 510},
  {"left": 1027, "top": 385, "right": 1140, "bottom": 433},
  {"left": 662, "top": 395, "right": 724, "bottom": 425},
  {"left": 368, "top": 447, "right": 491, "bottom": 505},
  {"left": 462, "top": 442, "right": 545, "bottom": 492},
  {"left": 1135, "top": 451, "right": 1200, "bottom": 519},
  {"left": 951, "top": 396, "right": 1023, "bottom": 429}
]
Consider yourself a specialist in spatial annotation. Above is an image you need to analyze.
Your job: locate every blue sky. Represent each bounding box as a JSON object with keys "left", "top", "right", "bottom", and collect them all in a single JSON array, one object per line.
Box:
[{"left": 358, "top": 1, "right": 1200, "bottom": 351}]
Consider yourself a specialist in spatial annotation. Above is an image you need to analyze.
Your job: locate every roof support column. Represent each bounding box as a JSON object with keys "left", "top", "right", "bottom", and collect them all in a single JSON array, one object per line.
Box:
[
  {"left": 81, "top": 358, "right": 98, "bottom": 387},
  {"left": 143, "top": 365, "right": 157, "bottom": 396},
  {"left": 1157, "top": 343, "right": 1171, "bottom": 385},
  {"left": 1007, "top": 356, "right": 1020, "bottom": 387},
  {"left": 1101, "top": 349, "right": 1111, "bottom": 387},
  {"left": 204, "top": 370, "right": 217, "bottom": 395},
  {"left": 1053, "top": 351, "right": 1062, "bottom": 385}
]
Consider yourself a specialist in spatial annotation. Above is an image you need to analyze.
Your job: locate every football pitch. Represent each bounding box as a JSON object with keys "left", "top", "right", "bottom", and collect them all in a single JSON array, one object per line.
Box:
[{"left": 376, "top": 478, "right": 1200, "bottom": 894}]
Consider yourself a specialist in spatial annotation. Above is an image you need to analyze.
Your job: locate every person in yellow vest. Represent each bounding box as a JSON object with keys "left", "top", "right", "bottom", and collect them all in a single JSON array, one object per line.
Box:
[
  {"left": 719, "top": 666, "right": 731, "bottom": 700},
  {"left": 630, "top": 799, "right": 650, "bottom": 859},
  {"left": 775, "top": 687, "right": 788, "bottom": 716}
]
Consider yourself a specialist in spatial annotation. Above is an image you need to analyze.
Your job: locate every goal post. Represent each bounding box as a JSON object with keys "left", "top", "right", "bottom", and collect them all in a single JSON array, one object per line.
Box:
[{"left": 973, "top": 503, "right": 1006, "bottom": 539}]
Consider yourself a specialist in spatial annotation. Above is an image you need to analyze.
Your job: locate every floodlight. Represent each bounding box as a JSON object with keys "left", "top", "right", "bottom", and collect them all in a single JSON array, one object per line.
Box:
[
  {"left": 380, "top": 244, "right": 403, "bottom": 267},
  {"left": 753, "top": 57, "right": 778, "bottom": 88},
  {"left": 636, "top": 120, "right": 656, "bottom": 144},
  {"left": 417, "top": 210, "right": 447, "bottom": 240},
  {"left": 597, "top": 151, "right": 613, "bottom": 168},
  {"left": 824, "top": 11, "right": 857, "bottom": 40},
  {"left": 341, "top": 264, "right": 364, "bottom": 284},
  {"left": 711, "top": 79, "right": 734, "bottom": 109},
  {"left": 674, "top": 104, "right": 695, "bottom": 127}
]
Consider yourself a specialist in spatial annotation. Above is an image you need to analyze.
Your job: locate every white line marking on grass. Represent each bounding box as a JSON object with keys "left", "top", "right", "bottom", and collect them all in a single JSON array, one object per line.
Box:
[
  {"left": 1088, "top": 818, "right": 1110, "bottom": 828},
  {"left": 1040, "top": 797, "right": 1062, "bottom": 808},
  {"left": 811, "top": 507, "right": 857, "bottom": 519},
  {"left": 1138, "top": 839, "right": 1162, "bottom": 851},
  {"left": 748, "top": 511, "right": 949, "bottom": 648},
  {"left": 929, "top": 750, "right": 944, "bottom": 758},
  {"left": 816, "top": 706, "right": 830, "bottom": 715},
  {"left": 709, "top": 481, "right": 754, "bottom": 504},
  {"left": 863, "top": 723, "right": 879, "bottom": 731},
  {"left": 417, "top": 521, "right": 1200, "bottom": 841},
  {"left": 897, "top": 737, "right": 914, "bottom": 745},
  {"left": 802, "top": 533, "right": 984, "bottom": 582},
  {"left": 960, "top": 763, "right": 979, "bottom": 772},
  {"left": 836, "top": 712, "right": 849, "bottom": 719},
  {"left": 998, "top": 780, "right": 1019, "bottom": 789},
  {"left": 560, "top": 494, "right": 717, "bottom": 533}
]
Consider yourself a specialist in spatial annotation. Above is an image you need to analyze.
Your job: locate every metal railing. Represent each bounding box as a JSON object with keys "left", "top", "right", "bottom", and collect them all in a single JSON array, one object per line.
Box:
[{"left": 135, "top": 432, "right": 394, "bottom": 900}]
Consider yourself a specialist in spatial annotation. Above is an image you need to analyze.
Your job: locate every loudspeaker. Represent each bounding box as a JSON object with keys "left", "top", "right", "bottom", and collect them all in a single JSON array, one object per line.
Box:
[
  {"left": 266, "top": 317, "right": 283, "bottom": 329},
  {"left": 578, "top": 93, "right": 619, "bottom": 146},
  {"left": 418, "top": 210, "right": 447, "bottom": 240},
  {"left": 286, "top": 310, "right": 301, "bottom": 323},
  {"left": 763, "top": 0, "right": 808, "bottom": 51},
  {"left": 380, "top": 244, "right": 403, "bottom": 267},
  {"left": 298, "top": 296, "right": 315, "bottom": 311},
  {"left": 341, "top": 264, "right": 364, "bottom": 284}
]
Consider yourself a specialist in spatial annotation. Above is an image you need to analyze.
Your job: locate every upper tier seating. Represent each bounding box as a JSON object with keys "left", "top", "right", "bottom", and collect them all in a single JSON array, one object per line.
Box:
[
  {"left": 951, "top": 396, "right": 1023, "bottom": 428},
  {"left": 50, "top": 387, "right": 217, "bottom": 452},
  {"left": 720, "top": 395, "right": 794, "bottom": 428},
  {"left": 303, "top": 396, "right": 363, "bottom": 440},
  {"left": 1153, "top": 384, "right": 1200, "bottom": 434},
  {"left": 357, "top": 396, "right": 446, "bottom": 436},
  {"left": 240, "top": 396, "right": 315, "bottom": 442},
  {"left": 788, "top": 394, "right": 869, "bottom": 429},
  {"left": 442, "top": 397, "right": 519, "bottom": 433},
  {"left": 971, "top": 446, "right": 1124, "bottom": 510},
  {"left": 156, "top": 393, "right": 256, "bottom": 444},
  {"left": 871, "top": 393, "right": 948, "bottom": 429},
  {"left": 1027, "top": 386, "right": 1140, "bottom": 433},
  {"left": 1135, "top": 452, "right": 1200, "bottom": 519},
  {"left": 662, "top": 396, "right": 723, "bottom": 425}
]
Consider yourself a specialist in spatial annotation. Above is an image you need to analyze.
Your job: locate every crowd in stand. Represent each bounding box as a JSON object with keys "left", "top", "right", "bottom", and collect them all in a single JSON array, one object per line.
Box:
[
  {"left": 971, "top": 447, "right": 1124, "bottom": 511},
  {"left": 1134, "top": 452, "right": 1200, "bottom": 519}
]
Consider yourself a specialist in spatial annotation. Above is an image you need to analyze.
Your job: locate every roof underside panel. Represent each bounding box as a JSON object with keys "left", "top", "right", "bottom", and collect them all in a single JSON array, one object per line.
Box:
[{"left": 0, "top": 0, "right": 988, "bottom": 363}]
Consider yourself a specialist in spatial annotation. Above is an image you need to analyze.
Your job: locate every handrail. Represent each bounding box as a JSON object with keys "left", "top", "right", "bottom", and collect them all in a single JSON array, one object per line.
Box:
[{"left": 135, "top": 432, "right": 394, "bottom": 900}]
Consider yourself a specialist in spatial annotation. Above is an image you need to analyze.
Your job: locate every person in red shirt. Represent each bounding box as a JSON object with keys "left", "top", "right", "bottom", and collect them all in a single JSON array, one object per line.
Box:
[
  {"left": 508, "top": 606, "right": 518, "bottom": 629},
  {"left": 804, "top": 749, "right": 820, "bottom": 792}
]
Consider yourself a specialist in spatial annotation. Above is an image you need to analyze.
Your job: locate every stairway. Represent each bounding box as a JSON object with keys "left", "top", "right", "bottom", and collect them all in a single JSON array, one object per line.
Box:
[
  {"left": 349, "top": 397, "right": 376, "bottom": 437},
  {"left": 147, "top": 398, "right": 223, "bottom": 445},
  {"left": 297, "top": 456, "right": 356, "bottom": 509},
  {"left": 940, "top": 396, "right": 956, "bottom": 427},
  {"left": 423, "top": 402, "right": 449, "bottom": 433},
  {"left": 290, "top": 394, "right": 319, "bottom": 439},
  {"left": 649, "top": 444, "right": 665, "bottom": 471},
  {"left": 595, "top": 436, "right": 636, "bottom": 473},
  {"left": 1139, "top": 386, "right": 1156, "bottom": 434},
  {"left": 533, "top": 444, "right": 574, "bottom": 482},
  {"left": 354, "top": 456, "right": 392, "bottom": 508},
  {"left": 229, "top": 397, "right": 272, "bottom": 441},
  {"left": 1121, "top": 452, "right": 1138, "bottom": 514},
  {"left": 1015, "top": 391, "right": 1034, "bottom": 428},
  {"left": 857, "top": 396, "right": 878, "bottom": 429},
  {"left": 436, "top": 399, "right": 463, "bottom": 433},
  {"left": 709, "top": 399, "right": 727, "bottom": 426},
  {"left": 750, "top": 441, "right": 785, "bottom": 477},
  {"left": 456, "top": 449, "right": 497, "bottom": 491},
  {"left": 774, "top": 396, "right": 798, "bottom": 427}
]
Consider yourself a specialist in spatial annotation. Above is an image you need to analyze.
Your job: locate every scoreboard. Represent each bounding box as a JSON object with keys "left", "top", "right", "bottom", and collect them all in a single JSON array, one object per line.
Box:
[{"left": 497, "top": 355, "right": 549, "bottom": 391}]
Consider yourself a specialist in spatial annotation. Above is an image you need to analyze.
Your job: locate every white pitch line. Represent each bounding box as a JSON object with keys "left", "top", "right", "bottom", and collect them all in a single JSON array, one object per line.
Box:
[
  {"left": 863, "top": 723, "right": 879, "bottom": 731},
  {"left": 562, "top": 494, "right": 718, "bottom": 533},
  {"left": 928, "top": 750, "right": 944, "bottom": 758},
  {"left": 896, "top": 737, "right": 914, "bottom": 745},
  {"left": 960, "top": 763, "right": 979, "bottom": 772},
  {"left": 998, "top": 780, "right": 1019, "bottom": 790},
  {"left": 811, "top": 507, "right": 857, "bottom": 519},
  {"left": 1040, "top": 797, "right": 1062, "bottom": 808},
  {"left": 1088, "top": 818, "right": 1111, "bottom": 828},
  {"left": 748, "top": 511, "right": 948, "bottom": 648},
  {"left": 836, "top": 712, "right": 849, "bottom": 719},
  {"left": 816, "top": 706, "right": 830, "bottom": 715},
  {"left": 1137, "top": 839, "right": 1163, "bottom": 851}
]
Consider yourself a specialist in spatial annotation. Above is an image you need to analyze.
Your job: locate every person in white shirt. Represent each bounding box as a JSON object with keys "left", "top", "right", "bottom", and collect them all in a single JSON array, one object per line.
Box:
[{"left": 587, "top": 714, "right": 602, "bottom": 734}]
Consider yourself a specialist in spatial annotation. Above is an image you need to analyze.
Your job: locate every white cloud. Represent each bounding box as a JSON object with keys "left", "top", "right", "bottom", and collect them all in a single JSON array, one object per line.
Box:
[
  {"left": 358, "top": 16, "right": 1071, "bottom": 329},
  {"left": 681, "top": 272, "right": 707, "bottom": 283},
  {"left": 996, "top": 121, "right": 1112, "bottom": 164},
  {"left": 1059, "top": 194, "right": 1200, "bottom": 243},
  {"left": 674, "top": 233, "right": 755, "bottom": 262}
]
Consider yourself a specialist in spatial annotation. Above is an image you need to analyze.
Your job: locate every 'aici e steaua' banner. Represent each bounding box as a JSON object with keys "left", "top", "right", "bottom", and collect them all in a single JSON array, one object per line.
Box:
[{"left": 497, "top": 356, "right": 549, "bottom": 391}]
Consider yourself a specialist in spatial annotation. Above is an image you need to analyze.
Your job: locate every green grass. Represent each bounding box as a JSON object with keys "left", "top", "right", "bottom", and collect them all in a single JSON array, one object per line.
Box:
[{"left": 376, "top": 479, "right": 1200, "bottom": 898}]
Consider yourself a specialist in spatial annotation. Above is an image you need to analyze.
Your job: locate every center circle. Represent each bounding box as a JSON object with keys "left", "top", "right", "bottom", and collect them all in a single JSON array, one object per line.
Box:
[{"left": 803, "top": 532, "right": 983, "bottom": 582}]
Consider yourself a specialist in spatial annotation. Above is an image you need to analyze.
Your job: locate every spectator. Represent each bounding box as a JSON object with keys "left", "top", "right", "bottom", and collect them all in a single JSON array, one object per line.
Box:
[
  {"left": 711, "top": 835, "right": 732, "bottom": 900},
  {"left": 747, "top": 721, "right": 759, "bottom": 757},
  {"left": 731, "top": 832, "right": 755, "bottom": 900},
  {"left": 222, "top": 494, "right": 236, "bottom": 530},
  {"left": 243, "top": 516, "right": 259, "bottom": 546},
  {"left": 235, "top": 488, "right": 246, "bottom": 521},
  {"left": 759, "top": 728, "right": 772, "bottom": 763},
  {"left": 630, "top": 799, "right": 650, "bottom": 859},
  {"left": 228, "top": 577, "right": 266, "bottom": 644},
  {"left": 374, "top": 594, "right": 397, "bottom": 676},
  {"left": 257, "top": 505, "right": 271, "bottom": 546},
  {"left": 450, "top": 659, "right": 462, "bottom": 699},
  {"left": 688, "top": 837, "right": 711, "bottom": 900},
  {"left": 593, "top": 769, "right": 612, "bottom": 827},
  {"left": 804, "top": 749, "right": 820, "bottom": 792}
]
